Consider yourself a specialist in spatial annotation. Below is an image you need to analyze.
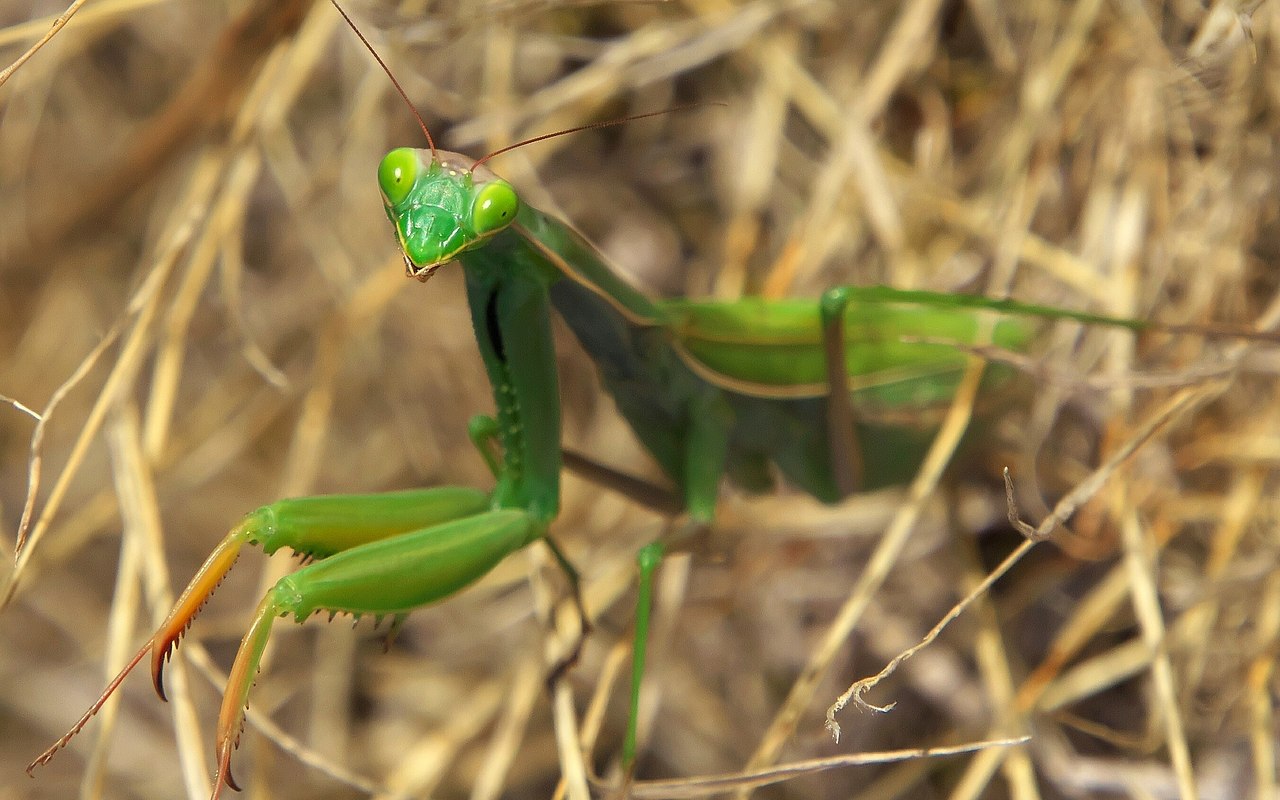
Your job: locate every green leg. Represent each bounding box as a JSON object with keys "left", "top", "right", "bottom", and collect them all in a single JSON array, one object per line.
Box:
[
  {"left": 820, "top": 287, "right": 862, "bottom": 495},
  {"left": 468, "top": 414, "right": 503, "bottom": 478},
  {"left": 682, "top": 392, "right": 732, "bottom": 522},
  {"left": 623, "top": 540, "right": 665, "bottom": 771},
  {"left": 210, "top": 507, "right": 543, "bottom": 796},
  {"left": 562, "top": 448, "right": 682, "bottom": 516},
  {"left": 27, "top": 487, "right": 501, "bottom": 792},
  {"left": 616, "top": 288, "right": 865, "bottom": 771},
  {"left": 150, "top": 487, "right": 492, "bottom": 696},
  {"left": 473, "top": 415, "right": 594, "bottom": 685},
  {"left": 542, "top": 533, "right": 592, "bottom": 685},
  {"left": 622, "top": 398, "right": 728, "bottom": 773}
]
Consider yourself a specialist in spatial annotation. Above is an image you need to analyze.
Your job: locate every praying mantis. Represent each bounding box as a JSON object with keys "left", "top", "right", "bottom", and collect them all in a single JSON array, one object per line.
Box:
[{"left": 20, "top": 3, "right": 1279, "bottom": 798}]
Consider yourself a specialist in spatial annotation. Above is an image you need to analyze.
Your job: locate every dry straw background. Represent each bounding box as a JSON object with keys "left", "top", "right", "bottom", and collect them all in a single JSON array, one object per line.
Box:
[{"left": 3, "top": 0, "right": 1280, "bottom": 798}]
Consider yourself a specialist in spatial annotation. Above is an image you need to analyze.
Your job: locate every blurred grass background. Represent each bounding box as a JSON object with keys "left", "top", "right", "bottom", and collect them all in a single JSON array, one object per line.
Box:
[{"left": 3, "top": 0, "right": 1280, "bottom": 798}]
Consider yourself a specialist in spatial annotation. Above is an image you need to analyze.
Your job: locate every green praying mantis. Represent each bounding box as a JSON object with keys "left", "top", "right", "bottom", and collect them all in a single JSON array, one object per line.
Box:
[{"left": 26, "top": 3, "right": 1278, "bottom": 797}]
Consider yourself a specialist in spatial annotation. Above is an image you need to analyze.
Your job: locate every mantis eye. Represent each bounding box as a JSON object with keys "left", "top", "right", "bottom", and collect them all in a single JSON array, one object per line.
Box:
[
  {"left": 472, "top": 181, "right": 518, "bottom": 234},
  {"left": 378, "top": 148, "right": 418, "bottom": 206}
]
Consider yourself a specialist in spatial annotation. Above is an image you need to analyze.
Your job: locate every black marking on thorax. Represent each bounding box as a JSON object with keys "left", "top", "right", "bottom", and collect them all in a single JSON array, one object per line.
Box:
[{"left": 485, "top": 292, "right": 506, "bottom": 362}]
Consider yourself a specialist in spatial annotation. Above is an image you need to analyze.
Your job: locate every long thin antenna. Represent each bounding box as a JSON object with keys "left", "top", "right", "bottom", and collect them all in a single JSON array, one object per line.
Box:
[
  {"left": 330, "top": 0, "right": 437, "bottom": 160},
  {"left": 469, "top": 105, "right": 720, "bottom": 172}
]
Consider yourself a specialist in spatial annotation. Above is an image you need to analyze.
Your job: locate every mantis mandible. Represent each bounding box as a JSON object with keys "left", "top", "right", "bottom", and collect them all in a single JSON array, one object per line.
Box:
[{"left": 26, "top": 3, "right": 1276, "bottom": 797}]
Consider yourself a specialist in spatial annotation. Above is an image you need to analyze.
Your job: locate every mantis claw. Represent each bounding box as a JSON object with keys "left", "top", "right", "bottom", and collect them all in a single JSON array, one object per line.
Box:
[
  {"left": 27, "top": 519, "right": 257, "bottom": 778},
  {"left": 212, "top": 592, "right": 279, "bottom": 798},
  {"left": 24, "top": 642, "right": 153, "bottom": 775},
  {"left": 150, "top": 526, "right": 252, "bottom": 700},
  {"left": 213, "top": 738, "right": 241, "bottom": 798}
]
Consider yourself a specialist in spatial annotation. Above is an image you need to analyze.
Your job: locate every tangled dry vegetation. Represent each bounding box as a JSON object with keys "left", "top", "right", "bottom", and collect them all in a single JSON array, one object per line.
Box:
[{"left": 2, "top": 0, "right": 1280, "bottom": 798}]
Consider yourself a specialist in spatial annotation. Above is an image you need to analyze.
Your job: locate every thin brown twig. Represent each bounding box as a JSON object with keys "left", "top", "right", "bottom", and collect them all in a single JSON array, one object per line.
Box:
[{"left": 0, "top": 0, "right": 90, "bottom": 89}]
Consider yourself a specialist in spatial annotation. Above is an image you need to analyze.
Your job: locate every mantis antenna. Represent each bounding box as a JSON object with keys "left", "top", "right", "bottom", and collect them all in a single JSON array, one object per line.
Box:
[
  {"left": 329, "top": 0, "right": 438, "bottom": 160},
  {"left": 469, "top": 105, "right": 718, "bottom": 172},
  {"left": 333, "top": 0, "right": 720, "bottom": 175}
]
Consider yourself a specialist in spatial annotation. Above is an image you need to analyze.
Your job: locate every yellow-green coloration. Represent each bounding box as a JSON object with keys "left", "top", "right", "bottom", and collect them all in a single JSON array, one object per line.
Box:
[
  {"left": 377, "top": 147, "right": 417, "bottom": 205},
  {"left": 378, "top": 147, "right": 519, "bottom": 271},
  {"left": 34, "top": 140, "right": 1183, "bottom": 800},
  {"left": 663, "top": 296, "right": 1032, "bottom": 402}
]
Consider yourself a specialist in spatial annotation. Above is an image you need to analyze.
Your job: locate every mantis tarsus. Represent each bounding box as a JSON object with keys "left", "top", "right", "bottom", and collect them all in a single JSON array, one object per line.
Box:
[{"left": 25, "top": 3, "right": 1278, "bottom": 797}]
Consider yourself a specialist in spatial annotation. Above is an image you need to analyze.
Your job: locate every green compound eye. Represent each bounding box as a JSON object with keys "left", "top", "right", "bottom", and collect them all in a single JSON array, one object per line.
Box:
[
  {"left": 378, "top": 148, "right": 418, "bottom": 206},
  {"left": 472, "top": 181, "right": 518, "bottom": 234}
]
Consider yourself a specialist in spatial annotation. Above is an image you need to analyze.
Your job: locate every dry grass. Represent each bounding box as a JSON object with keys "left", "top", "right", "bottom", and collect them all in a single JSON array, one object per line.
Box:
[{"left": 2, "top": 0, "right": 1280, "bottom": 798}]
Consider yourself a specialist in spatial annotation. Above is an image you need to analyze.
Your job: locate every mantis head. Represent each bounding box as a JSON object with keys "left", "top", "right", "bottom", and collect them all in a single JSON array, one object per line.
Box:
[
  {"left": 378, "top": 147, "right": 519, "bottom": 281},
  {"left": 342, "top": 0, "right": 688, "bottom": 284}
]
